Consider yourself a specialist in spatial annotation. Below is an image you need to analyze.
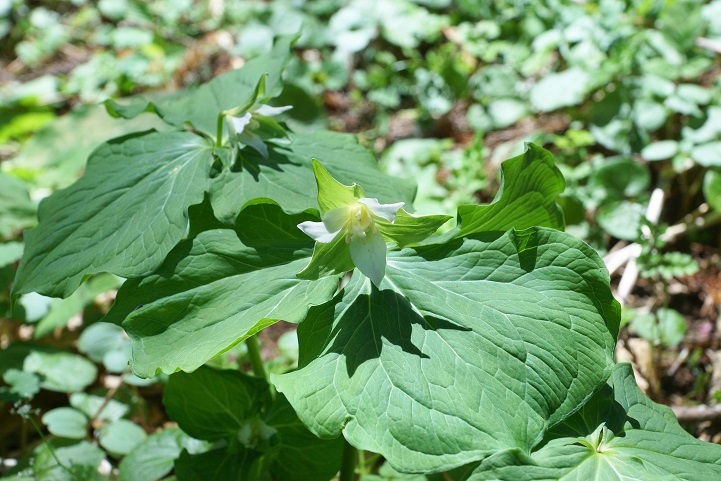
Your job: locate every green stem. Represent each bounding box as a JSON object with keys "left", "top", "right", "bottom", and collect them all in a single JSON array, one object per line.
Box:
[
  {"left": 216, "top": 112, "right": 225, "bottom": 148},
  {"left": 358, "top": 449, "right": 368, "bottom": 476},
  {"left": 362, "top": 452, "right": 382, "bottom": 473},
  {"left": 339, "top": 439, "right": 357, "bottom": 481},
  {"left": 28, "top": 416, "right": 79, "bottom": 479},
  {"left": 245, "top": 335, "right": 267, "bottom": 382}
]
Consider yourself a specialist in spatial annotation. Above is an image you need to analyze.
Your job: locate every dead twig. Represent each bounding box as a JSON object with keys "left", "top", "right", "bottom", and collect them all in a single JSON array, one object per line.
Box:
[
  {"left": 696, "top": 37, "right": 721, "bottom": 55},
  {"left": 672, "top": 404, "right": 721, "bottom": 424}
]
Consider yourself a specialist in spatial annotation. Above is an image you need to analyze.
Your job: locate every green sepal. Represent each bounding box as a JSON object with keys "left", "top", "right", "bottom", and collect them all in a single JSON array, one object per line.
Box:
[
  {"left": 224, "top": 75, "right": 267, "bottom": 119},
  {"left": 253, "top": 114, "right": 290, "bottom": 141},
  {"left": 296, "top": 230, "right": 354, "bottom": 281},
  {"left": 376, "top": 209, "right": 452, "bottom": 247},
  {"left": 312, "top": 160, "right": 364, "bottom": 213}
]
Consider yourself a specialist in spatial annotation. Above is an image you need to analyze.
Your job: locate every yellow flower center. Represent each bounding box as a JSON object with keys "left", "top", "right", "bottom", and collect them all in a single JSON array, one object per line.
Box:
[{"left": 346, "top": 202, "right": 375, "bottom": 243}]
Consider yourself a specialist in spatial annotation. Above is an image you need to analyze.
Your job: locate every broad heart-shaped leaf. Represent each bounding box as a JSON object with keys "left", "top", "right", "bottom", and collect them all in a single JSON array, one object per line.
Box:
[
  {"left": 273, "top": 227, "right": 619, "bottom": 472},
  {"left": 265, "top": 394, "right": 345, "bottom": 481},
  {"left": 457, "top": 144, "right": 565, "bottom": 237},
  {"left": 165, "top": 365, "right": 344, "bottom": 481},
  {"left": 209, "top": 130, "right": 416, "bottom": 223},
  {"left": 164, "top": 366, "right": 271, "bottom": 441},
  {"left": 13, "top": 130, "right": 214, "bottom": 299},
  {"left": 468, "top": 363, "right": 721, "bottom": 480},
  {"left": 105, "top": 36, "right": 295, "bottom": 136},
  {"left": 103, "top": 203, "right": 340, "bottom": 377}
]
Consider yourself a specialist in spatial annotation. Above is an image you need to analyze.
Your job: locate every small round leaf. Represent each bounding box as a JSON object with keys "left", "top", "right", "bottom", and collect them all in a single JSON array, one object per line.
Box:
[{"left": 42, "top": 407, "right": 88, "bottom": 439}]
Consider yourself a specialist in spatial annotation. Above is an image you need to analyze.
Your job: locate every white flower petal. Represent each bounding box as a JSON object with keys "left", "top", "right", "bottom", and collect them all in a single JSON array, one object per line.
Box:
[
  {"left": 349, "top": 229, "right": 387, "bottom": 287},
  {"left": 255, "top": 104, "right": 293, "bottom": 116},
  {"left": 322, "top": 207, "right": 350, "bottom": 233},
  {"left": 239, "top": 132, "right": 269, "bottom": 158},
  {"left": 298, "top": 221, "right": 341, "bottom": 243},
  {"left": 358, "top": 198, "right": 404, "bottom": 223},
  {"left": 230, "top": 112, "right": 253, "bottom": 135}
]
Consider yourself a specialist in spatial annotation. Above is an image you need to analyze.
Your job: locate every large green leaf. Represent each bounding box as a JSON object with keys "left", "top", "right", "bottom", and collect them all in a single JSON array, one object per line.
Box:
[
  {"left": 174, "top": 446, "right": 266, "bottom": 481},
  {"left": 273, "top": 227, "right": 619, "bottom": 472},
  {"left": 209, "top": 130, "right": 416, "bottom": 223},
  {"left": 165, "top": 365, "right": 344, "bottom": 481},
  {"left": 457, "top": 144, "right": 565, "bottom": 237},
  {"left": 104, "top": 203, "right": 340, "bottom": 377},
  {"left": 105, "top": 36, "right": 295, "bottom": 136},
  {"left": 164, "top": 367, "right": 271, "bottom": 441},
  {"left": 265, "top": 394, "right": 345, "bottom": 481},
  {"left": 468, "top": 363, "right": 721, "bottom": 480},
  {"left": 13, "top": 130, "right": 214, "bottom": 298}
]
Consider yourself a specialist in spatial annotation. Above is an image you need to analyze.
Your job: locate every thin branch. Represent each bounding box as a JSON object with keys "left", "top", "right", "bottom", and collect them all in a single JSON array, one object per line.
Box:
[
  {"left": 696, "top": 37, "right": 721, "bottom": 54},
  {"left": 90, "top": 381, "right": 122, "bottom": 426},
  {"left": 672, "top": 404, "right": 721, "bottom": 424}
]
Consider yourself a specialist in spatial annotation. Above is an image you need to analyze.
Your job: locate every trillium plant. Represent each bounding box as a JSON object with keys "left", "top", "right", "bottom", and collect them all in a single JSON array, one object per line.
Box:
[{"left": 11, "top": 38, "right": 721, "bottom": 480}]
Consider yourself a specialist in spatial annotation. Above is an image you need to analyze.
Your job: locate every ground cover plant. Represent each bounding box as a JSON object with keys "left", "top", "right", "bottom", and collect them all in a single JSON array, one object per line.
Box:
[{"left": 2, "top": 1, "right": 721, "bottom": 480}]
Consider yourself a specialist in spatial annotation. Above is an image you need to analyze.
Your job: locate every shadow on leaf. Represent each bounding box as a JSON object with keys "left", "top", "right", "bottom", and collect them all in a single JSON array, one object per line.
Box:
[{"left": 298, "top": 279, "right": 470, "bottom": 378}]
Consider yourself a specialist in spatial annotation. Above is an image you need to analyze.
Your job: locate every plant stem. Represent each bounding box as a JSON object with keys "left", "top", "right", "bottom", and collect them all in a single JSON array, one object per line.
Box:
[
  {"left": 245, "top": 335, "right": 267, "bottom": 382},
  {"left": 216, "top": 112, "right": 225, "bottom": 148},
  {"left": 339, "top": 439, "right": 357, "bottom": 481},
  {"left": 90, "top": 380, "right": 122, "bottom": 427},
  {"left": 28, "top": 416, "right": 78, "bottom": 479},
  {"left": 357, "top": 449, "right": 367, "bottom": 476}
]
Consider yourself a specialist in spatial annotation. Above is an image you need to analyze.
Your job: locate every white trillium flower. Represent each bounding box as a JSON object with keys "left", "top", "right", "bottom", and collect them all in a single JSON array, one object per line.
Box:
[
  {"left": 227, "top": 104, "right": 292, "bottom": 158},
  {"left": 298, "top": 198, "right": 404, "bottom": 287}
]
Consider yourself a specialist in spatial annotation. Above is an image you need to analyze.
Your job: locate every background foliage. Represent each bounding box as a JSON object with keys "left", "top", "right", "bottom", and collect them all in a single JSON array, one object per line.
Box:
[{"left": 2, "top": 0, "right": 721, "bottom": 479}]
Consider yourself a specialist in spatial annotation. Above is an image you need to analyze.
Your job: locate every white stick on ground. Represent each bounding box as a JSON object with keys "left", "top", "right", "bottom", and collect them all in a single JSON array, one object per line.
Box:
[{"left": 613, "top": 188, "right": 665, "bottom": 304}]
